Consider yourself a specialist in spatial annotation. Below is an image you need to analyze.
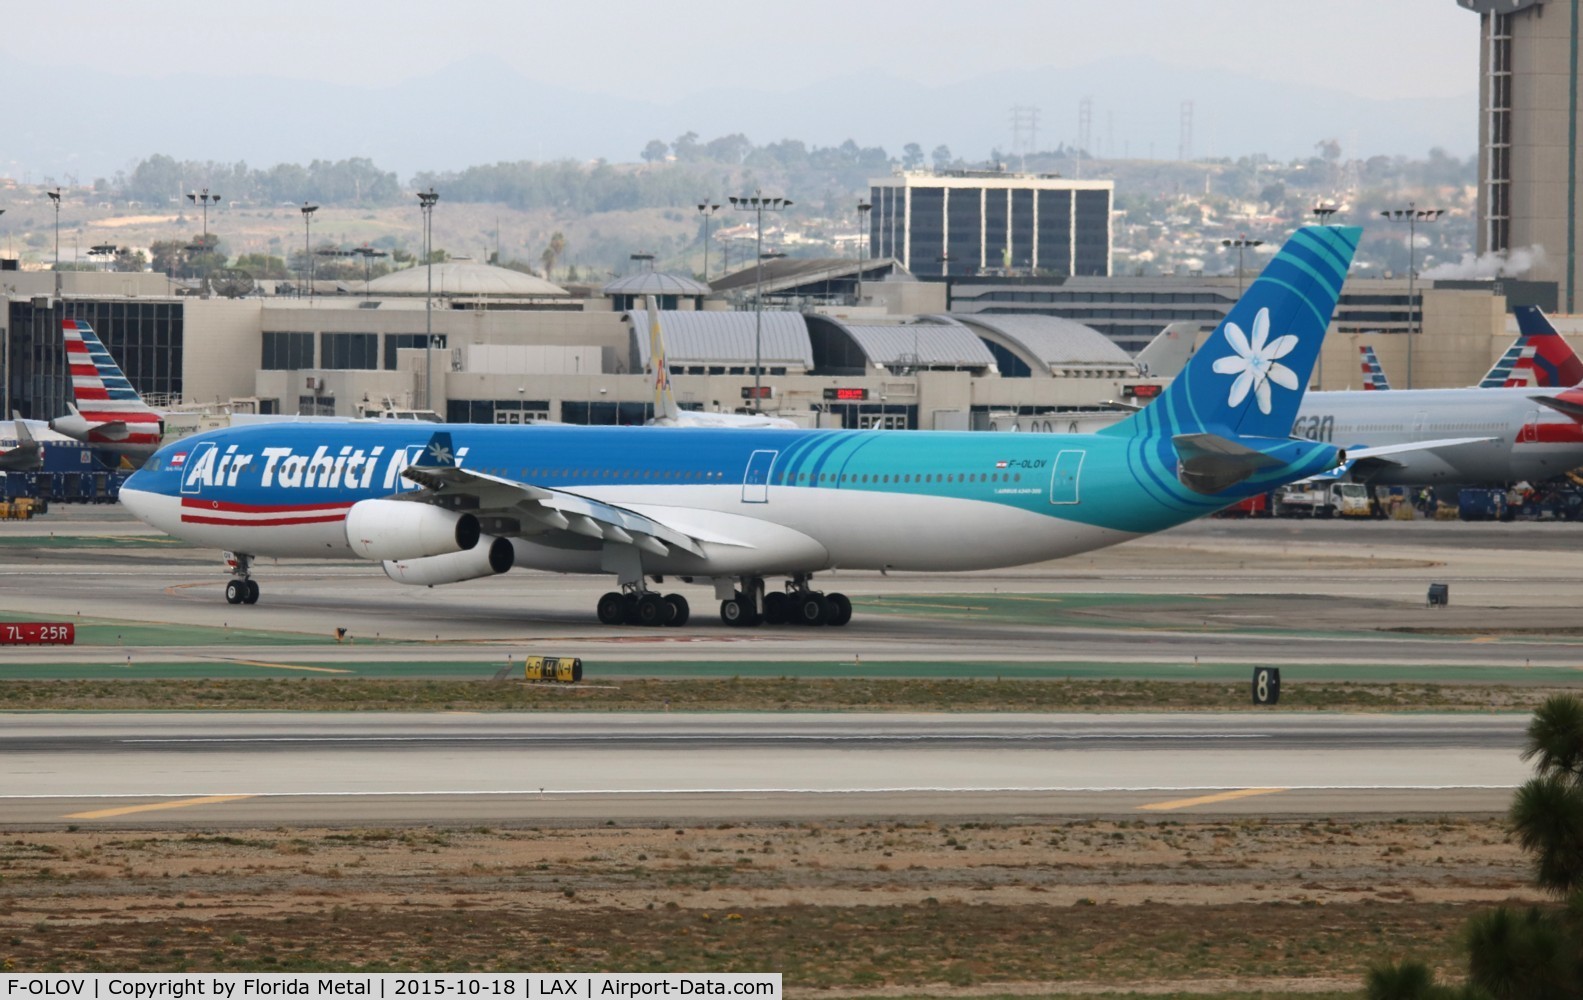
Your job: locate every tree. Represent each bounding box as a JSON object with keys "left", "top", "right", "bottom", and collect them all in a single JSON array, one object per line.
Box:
[
  {"left": 672, "top": 132, "right": 701, "bottom": 162},
  {"left": 641, "top": 140, "right": 669, "bottom": 164},
  {"left": 902, "top": 143, "right": 924, "bottom": 170},
  {"left": 931, "top": 145, "right": 953, "bottom": 171},
  {"left": 540, "top": 231, "right": 567, "bottom": 277}
]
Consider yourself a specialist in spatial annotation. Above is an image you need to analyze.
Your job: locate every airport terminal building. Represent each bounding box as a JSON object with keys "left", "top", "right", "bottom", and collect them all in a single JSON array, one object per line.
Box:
[{"left": 0, "top": 261, "right": 1549, "bottom": 440}]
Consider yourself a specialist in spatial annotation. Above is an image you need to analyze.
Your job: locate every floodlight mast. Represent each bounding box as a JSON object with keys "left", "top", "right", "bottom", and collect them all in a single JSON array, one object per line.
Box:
[{"left": 729, "top": 191, "right": 792, "bottom": 411}]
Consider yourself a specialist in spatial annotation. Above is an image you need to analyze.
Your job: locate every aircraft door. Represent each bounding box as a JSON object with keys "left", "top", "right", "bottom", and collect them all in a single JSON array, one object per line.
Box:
[
  {"left": 1519, "top": 409, "right": 1540, "bottom": 443},
  {"left": 1049, "top": 449, "right": 1084, "bottom": 504},
  {"left": 742, "top": 449, "right": 777, "bottom": 503},
  {"left": 178, "top": 441, "right": 216, "bottom": 496}
]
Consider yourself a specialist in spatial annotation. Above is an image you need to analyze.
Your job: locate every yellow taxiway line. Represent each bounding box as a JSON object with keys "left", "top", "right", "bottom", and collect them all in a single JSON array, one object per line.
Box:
[
  {"left": 65, "top": 795, "right": 256, "bottom": 819},
  {"left": 1137, "top": 787, "right": 1286, "bottom": 812}
]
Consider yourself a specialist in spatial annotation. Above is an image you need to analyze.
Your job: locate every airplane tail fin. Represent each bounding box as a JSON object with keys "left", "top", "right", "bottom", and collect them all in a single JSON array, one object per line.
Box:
[
  {"left": 1133, "top": 322, "right": 1199, "bottom": 378},
  {"left": 1359, "top": 344, "right": 1391, "bottom": 390},
  {"left": 1106, "top": 225, "right": 1360, "bottom": 441},
  {"left": 646, "top": 296, "right": 682, "bottom": 425},
  {"left": 61, "top": 317, "right": 163, "bottom": 446},
  {"left": 1490, "top": 306, "right": 1583, "bottom": 388}
]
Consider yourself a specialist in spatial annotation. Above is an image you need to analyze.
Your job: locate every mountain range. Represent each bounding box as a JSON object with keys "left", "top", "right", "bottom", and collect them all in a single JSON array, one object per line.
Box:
[{"left": 8, "top": 54, "right": 1476, "bottom": 185}]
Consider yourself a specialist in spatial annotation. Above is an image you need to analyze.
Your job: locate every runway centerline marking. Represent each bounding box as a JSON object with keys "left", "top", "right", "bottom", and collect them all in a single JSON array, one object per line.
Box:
[
  {"left": 1137, "top": 787, "right": 1287, "bottom": 811},
  {"left": 65, "top": 794, "right": 256, "bottom": 819}
]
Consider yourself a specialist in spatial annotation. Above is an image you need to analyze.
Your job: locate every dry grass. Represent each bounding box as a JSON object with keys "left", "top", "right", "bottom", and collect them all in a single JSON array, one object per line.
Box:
[
  {"left": 0, "top": 677, "right": 1566, "bottom": 713},
  {"left": 0, "top": 817, "right": 1530, "bottom": 993}
]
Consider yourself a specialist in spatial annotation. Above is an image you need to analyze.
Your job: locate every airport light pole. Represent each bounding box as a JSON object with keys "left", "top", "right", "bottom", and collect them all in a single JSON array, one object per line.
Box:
[
  {"left": 186, "top": 188, "right": 221, "bottom": 295},
  {"left": 1221, "top": 235, "right": 1263, "bottom": 295},
  {"left": 299, "top": 203, "right": 318, "bottom": 302},
  {"left": 1310, "top": 206, "right": 1339, "bottom": 388},
  {"left": 88, "top": 243, "right": 118, "bottom": 271},
  {"left": 46, "top": 188, "right": 62, "bottom": 270},
  {"left": 856, "top": 200, "right": 871, "bottom": 305},
  {"left": 417, "top": 188, "right": 439, "bottom": 412},
  {"left": 729, "top": 190, "right": 792, "bottom": 411},
  {"left": 696, "top": 202, "right": 720, "bottom": 283},
  {"left": 353, "top": 245, "right": 387, "bottom": 300},
  {"left": 1381, "top": 203, "right": 1443, "bottom": 388}
]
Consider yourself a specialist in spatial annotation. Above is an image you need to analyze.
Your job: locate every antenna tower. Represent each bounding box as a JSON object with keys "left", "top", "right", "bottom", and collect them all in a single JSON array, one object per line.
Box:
[
  {"left": 1077, "top": 97, "right": 1093, "bottom": 177},
  {"left": 1010, "top": 105, "right": 1040, "bottom": 172}
]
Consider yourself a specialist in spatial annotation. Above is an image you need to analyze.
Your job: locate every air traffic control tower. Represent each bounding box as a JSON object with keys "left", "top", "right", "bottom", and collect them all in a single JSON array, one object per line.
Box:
[{"left": 1458, "top": 0, "right": 1583, "bottom": 311}]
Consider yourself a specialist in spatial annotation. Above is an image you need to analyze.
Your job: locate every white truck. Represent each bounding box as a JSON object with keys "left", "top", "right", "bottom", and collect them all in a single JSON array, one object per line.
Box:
[{"left": 1274, "top": 482, "right": 1372, "bottom": 518}]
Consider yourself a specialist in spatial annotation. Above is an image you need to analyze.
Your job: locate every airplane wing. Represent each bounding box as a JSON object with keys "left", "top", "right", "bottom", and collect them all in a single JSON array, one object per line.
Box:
[
  {"left": 1296, "top": 436, "right": 1498, "bottom": 482},
  {"left": 394, "top": 432, "right": 709, "bottom": 558}
]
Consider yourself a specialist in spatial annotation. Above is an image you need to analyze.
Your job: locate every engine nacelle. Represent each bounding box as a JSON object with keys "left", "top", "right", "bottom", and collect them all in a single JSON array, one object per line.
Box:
[
  {"left": 345, "top": 498, "right": 480, "bottom": 561},
  {"left": 382, "top": 535, "right": 514, "bottom": 586}
]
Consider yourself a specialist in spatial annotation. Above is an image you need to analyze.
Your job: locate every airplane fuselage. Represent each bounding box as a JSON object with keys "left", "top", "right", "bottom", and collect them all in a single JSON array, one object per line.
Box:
[
  {"left": 121, "top": 422, "right": 1317, "bottom": 577},
  {"left": 1293, "top": 386, "right": 1583, "bottom": 485}
]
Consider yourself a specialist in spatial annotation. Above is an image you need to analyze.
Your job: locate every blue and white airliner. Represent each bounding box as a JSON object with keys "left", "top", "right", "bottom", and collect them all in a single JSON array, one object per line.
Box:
[{"left": 120, "top": 226, "right": 1360, "bottom": 627}]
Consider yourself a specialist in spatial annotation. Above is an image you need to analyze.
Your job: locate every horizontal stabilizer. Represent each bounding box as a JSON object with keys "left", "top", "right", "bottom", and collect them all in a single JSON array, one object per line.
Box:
[
  {"left": 1172, "top": 432, "right": 1283, "bottom": 495},
  {"left": 1534, "top": 390, "right": 1583, "bottom": 422}
]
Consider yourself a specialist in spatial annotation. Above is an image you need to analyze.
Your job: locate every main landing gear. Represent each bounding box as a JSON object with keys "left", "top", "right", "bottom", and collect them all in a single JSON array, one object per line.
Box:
[
  {"left": 720, "top": 576, "right": 852, "bottom": 628},
  {"left": 595, "top": 586, "right": 690, "bottom": 627},
  {"left": 223, "top": 552, "right": 260, "bottom": 605}
]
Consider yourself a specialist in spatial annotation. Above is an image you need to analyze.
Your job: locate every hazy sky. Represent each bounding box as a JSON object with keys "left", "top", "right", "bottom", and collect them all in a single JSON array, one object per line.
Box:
[{"left": 9, "top": 0, "right": 1472, "bottom": 103}]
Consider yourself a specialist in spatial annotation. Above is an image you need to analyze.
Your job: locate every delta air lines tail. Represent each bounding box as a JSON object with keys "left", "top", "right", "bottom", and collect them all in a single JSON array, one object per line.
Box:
[
  {"left": 48, "top": 318, "right": 164, "bottom": 459},
  {"left": 1482, "top": 306, "right": 1583, "bottom": 388},
  {"left": 120, "top": 226, "right": 1359, "bottom": 627}
]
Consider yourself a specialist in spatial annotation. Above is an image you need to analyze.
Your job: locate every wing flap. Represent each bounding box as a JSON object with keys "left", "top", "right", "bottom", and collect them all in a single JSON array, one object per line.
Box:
[{"left": 396, "top": 437, "right": 708, "bottom": 558}]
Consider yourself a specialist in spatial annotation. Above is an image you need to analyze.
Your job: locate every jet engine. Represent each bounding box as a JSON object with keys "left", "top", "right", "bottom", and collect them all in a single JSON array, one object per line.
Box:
[
  {"left": 345, "top": 498, "right": 480, "bottom": 561},
  {"left": 382, "top": 535, "right": 514, "bottom": 586}
]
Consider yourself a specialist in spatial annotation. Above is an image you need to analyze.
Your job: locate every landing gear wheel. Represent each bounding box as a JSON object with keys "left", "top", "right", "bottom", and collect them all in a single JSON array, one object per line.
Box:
[
  {"left": 720, "top": 596, "right": 751, "bottom": 627},
  {"left": 636, "top": 593, "right": 671, "bottom": 627},
  {"left": 243, "top": 580, "right": 261, "bottom": 605},
  {"left": 663, "top": 593, "right": 690, "bottom": 627},
  {"left": 225, "top": 580, "right": 245, "bottom": 605},
  {"left": 596, "top": 591, "right": 627, "bottom": 625},
  {"left": 763, "top": 591, "right": 789, "bottom": 625},
  {"left": 826, "top": 592, "right": 852, "bottom": 626},
  {"left": 795, "top": 593, "right": 830, "bottom": 626}
]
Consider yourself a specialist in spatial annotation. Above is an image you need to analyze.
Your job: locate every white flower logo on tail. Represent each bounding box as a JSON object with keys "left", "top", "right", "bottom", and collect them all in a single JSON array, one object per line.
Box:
[{"left": 1211, "top": 307, "right": 1299, "bottom": 415}]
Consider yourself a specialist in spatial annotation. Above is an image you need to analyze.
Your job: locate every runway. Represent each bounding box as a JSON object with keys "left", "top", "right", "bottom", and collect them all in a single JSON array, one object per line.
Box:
[
  {"left": 0, "top": 711, "right": 1529, "bottom": 826},
  {"left": 7, "top": 511, "right": 1583, "bottom": 679}
]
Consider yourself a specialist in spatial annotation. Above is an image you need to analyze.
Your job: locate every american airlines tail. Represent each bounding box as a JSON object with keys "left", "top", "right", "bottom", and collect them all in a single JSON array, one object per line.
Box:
[
  {"left": 643, "top": 296, "right": 798, "bottom": 429},
  {"left": 1359, "top": 345, "right": 1391, "bottom": 390},
  {"left": 646, "top": 295, "right": 684, "bottom": 425},
  {"left": 48, "top": 317, "right": 164, "bottom": 457},
  {"left": 1482, "top": 306, "right": 1583, "bottom": 388}
]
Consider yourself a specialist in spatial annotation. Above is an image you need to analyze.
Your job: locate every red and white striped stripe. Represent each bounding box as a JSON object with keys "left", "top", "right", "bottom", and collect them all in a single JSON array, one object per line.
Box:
[{"left": 179, "top": 497, "right": 354, "bottom": 528}]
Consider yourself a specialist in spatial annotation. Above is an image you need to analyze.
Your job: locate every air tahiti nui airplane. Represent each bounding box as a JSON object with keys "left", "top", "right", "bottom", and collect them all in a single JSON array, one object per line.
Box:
[{"left": 120, "top": 226, "right": 1362, "bottom": 628}]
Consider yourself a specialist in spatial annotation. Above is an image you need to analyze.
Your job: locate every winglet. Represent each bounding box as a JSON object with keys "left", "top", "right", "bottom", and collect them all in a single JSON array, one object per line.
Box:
[{"left": 415, "top": 431, "right": 457, "bottom": 468}]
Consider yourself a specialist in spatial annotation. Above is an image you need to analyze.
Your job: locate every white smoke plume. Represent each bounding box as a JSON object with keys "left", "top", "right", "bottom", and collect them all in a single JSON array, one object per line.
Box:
[{"left": 1422, "top": 245, "right": 1547, "bottom": 280}]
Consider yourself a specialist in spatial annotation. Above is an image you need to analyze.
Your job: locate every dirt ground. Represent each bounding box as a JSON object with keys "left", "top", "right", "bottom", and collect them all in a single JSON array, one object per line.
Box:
[{"left": 0, "top": 816, "right": 1540, "bottom": 996}]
